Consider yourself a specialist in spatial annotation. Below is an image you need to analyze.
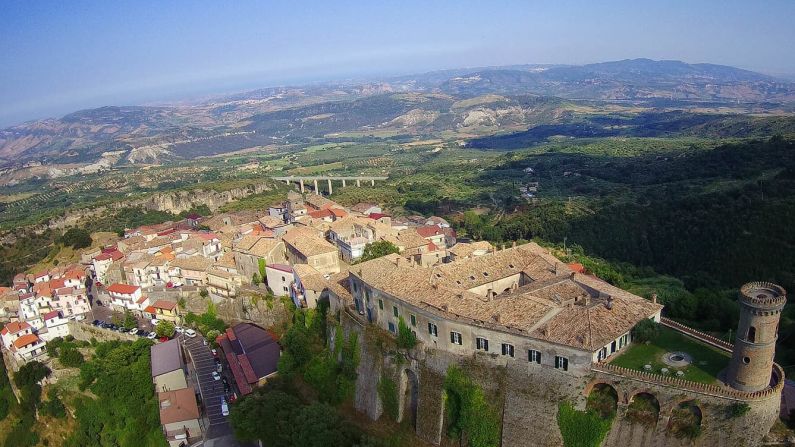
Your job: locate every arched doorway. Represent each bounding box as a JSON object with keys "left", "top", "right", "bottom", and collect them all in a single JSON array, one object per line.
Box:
[
  {"left": 667, "top": 400, "right": 702, "bottom": 439},
  {"left": 586, "top": 383, "right": 618, "bottom": 419},
  {"left": 399, "top": 369, "right": 419, "bottom": 429},
  {"left": 625, "top": 392, "right": 660, "bottom": 426}
]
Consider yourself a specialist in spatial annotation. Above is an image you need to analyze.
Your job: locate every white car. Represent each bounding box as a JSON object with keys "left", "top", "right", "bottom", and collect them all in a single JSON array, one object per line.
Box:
[
  {"left": 184, "top": 329, "right": 197, "bottom": 338},
  {"left": 147, "top": 332, "right": 157, "bottom": 339},
  {"left": 221, "top": 397, "right": 229, "bottom": 416},
  {"left": 174, "top": 326, "right": 184, "bottom": 333},
  {"left": 151, "top": 318, "right": 159, "bottom": 326},
  {"left": 212, "top": 371, "right": 221, "bottom": 381},
  {"left": 128, "top": 328, "right": 139, "bottom": 335}
]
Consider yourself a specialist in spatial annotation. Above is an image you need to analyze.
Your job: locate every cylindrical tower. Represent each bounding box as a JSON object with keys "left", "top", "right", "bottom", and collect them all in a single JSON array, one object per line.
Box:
[{"left": 726, "top": 282, "right": 787, "bottom": 392}]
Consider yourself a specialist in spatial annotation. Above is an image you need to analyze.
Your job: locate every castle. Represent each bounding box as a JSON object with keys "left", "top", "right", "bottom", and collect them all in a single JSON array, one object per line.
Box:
[{"left": 328, "top": 242, "right": 786, "bottom": 447}]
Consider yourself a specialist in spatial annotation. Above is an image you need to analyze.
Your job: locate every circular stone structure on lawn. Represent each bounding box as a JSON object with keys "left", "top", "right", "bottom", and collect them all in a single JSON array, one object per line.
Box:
[{"left": 662, "top": 351, "right": 693, "bottom": 368}]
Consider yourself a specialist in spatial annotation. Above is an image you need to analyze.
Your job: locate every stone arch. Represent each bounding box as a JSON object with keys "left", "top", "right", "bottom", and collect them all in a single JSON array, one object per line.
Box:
[
  {"left": 586, "top": 382, "right": 619, "bottom": 419},
  {"left": 398, "top": 368, "right": 419, "bottom": 429},
  {"left": 625, "top": 391, "right": 661, "bottom": 426},
  {"left": 666, "top": 400, "right": 703, "bottom": 438}
]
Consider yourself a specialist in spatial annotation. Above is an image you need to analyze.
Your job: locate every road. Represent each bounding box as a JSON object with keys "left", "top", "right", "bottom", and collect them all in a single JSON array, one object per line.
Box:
[{"left": 182, "top": 334, "right": 236, "bottom": 441}]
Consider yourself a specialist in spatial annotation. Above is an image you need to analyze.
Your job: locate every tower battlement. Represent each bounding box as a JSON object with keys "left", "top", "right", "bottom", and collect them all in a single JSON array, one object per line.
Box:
[{"left": 739, "top": 282, "right": 787, "bottom": 309}]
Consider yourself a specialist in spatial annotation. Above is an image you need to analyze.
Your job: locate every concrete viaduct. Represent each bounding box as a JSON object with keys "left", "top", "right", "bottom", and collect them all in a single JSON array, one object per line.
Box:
[{"left": 272, "top": 176, "right": 388, "bottom": 195}]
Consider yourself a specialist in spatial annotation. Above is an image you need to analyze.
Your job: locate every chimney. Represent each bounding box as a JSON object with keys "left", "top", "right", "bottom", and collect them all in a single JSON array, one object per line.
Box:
[
  {"left": 492, "top": 313, "right": 501, "bottom": 323},
  {"left": 651, "top": 293, "right": 658, "bottom": 304},
  {"left": 512, "top": 241, "right": 517, "bottom": 248},
  {"left": 570, "top": 272, "right": 576, "bottom": 281},
  {"left": 605, "top": 296, "right": 613, "bottom": 310},
  {"left": 441, "top": 303, "right": 448, "bottom": 311}
]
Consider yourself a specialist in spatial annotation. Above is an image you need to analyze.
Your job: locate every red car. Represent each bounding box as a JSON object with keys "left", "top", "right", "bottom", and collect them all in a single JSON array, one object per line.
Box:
[
  {"left": 159, "top": 336, "right": 170, "bottom": 343},
  {"left": 211, "top": 348, "right": 218, "bottom": 358}
]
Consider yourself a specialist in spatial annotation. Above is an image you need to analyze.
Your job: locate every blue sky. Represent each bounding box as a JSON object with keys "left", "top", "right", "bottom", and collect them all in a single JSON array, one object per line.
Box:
[{"left": 1, "top": 0, "right": 793, "bottom": 126}]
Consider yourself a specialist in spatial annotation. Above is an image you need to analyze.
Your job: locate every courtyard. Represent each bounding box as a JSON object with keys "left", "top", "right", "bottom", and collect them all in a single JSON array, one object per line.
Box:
[{"left": 609, "top": 325, "right": 731, "bottom": 385}]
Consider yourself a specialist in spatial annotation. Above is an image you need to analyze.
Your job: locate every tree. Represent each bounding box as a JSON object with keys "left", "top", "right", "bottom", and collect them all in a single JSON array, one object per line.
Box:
[
  {"left": 155, "top": 320, "right": 176, "bottom": 338},
  {"left": 123, "top": 309, "right": 137, "bottom": 329},
  {"left": 359, "top": 240, "right": 400, "bottom": 263},
  {"left": 199, "top": 289, "right": 209, "bottom": 298},
  {"left": 631, "top": 318, "right": 660, "bottom": 344},
  {"left": 14, "top": 361, "right": 51, "bottom": 411},
  {"left": 60, "top": 228, "right": 92, "bottom": 249},
  {"left": 252, "top": 273, "right": 262, "bottom": 285},
  {"left": 230, "top": 389, "right": 301, "bottom": 445}
]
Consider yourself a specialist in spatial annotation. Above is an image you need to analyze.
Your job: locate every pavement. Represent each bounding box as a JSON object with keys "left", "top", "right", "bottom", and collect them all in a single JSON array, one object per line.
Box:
[{"left": 182, "top": 334, "right": 236, "bottom": 441}]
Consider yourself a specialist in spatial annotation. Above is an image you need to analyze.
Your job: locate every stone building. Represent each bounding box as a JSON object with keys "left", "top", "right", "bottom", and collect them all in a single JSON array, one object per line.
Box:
[{"left": 327, "top": 242, "right": 786, "bottom": 447}]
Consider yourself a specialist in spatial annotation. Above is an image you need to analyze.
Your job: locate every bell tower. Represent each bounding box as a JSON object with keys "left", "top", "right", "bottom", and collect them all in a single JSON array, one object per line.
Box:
[{"left": 726, "top": 282, "right": 786, "bottom": 392}]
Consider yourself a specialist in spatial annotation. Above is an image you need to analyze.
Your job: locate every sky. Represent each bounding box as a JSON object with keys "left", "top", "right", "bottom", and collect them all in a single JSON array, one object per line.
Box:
[{"left": 1, "top": 0, "right": 794, "bottom": 127}]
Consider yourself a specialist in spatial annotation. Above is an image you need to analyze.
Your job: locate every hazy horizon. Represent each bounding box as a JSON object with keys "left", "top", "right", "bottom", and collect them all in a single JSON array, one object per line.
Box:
[{"left": 2, "top": 0, "right": 794, "bottom": 127}]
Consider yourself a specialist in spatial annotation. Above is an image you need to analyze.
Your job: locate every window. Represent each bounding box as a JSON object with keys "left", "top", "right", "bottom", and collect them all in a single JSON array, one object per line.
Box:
[
  {"left": 410, "top": 314, "right": 417, "bottom": 327},
  {"left": 501, "top": 343, "right": 514, "bottom": 357},
  {"left": 450, "top": 331, "right": 463, "bottom": 345},
  {"left": 393, "top": 306, "right": 399, "bottom": 317},
  {"left": 610, "top": 340, "right": 617, "bottom": 353},
  {"left": 378, "top": 299, "right": 383, "bottom": 310},
  {"left": 555, "top": 356, "right": 569, "bottom": 371},
  {"left": 747, "top": 326, "right": 756, "bottom": 343},
  {"left": 388, "top": 322, "right": 396, "bottom": 334},
  {"left": 528, "top": 350, "right": 541, "bottom": 364},
  {"left": 428, "top": 322, "right": 438, "bottom": 337},
  {"left": 476, "top": 337, "right": 489, "bottom": 351}
]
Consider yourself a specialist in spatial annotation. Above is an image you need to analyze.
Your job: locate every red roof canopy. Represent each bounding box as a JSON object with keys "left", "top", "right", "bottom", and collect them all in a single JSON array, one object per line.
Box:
[{"left": 107, "top": 283, "right": 140, "bottom": 294}]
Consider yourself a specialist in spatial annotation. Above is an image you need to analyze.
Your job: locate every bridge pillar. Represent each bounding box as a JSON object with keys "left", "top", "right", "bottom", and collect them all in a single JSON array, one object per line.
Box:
[
  {"left": 299, "top": 179, "right": 305, "bottom": 193},
  {"left": 328, "top": 179, "right": 333, "bottom": 195},
  {"left": 371, "top": 179, "right": 375, "bottom": 186},
  {"left": 313, "top": 179, "right": 319, "bottom": 194},
  {"left": 342, "top": 179, "right": 346, "bottom": 187},
  {"left": 356, "top": 179, "right": 361, "bottom": 187}
]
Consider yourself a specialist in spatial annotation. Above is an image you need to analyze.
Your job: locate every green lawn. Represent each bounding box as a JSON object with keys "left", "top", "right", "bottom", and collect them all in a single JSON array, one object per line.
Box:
[{"left": 609, "top": 326, "right": 730, "bottom": 385}]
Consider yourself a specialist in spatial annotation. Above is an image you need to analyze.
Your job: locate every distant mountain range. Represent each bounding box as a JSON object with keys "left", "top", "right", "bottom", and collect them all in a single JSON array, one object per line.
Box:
[{"left": 1, "top": 58, "right": 794, "bottom": 168}]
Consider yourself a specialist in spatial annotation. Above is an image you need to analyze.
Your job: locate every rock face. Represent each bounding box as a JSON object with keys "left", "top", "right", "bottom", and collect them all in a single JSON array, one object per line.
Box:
[{"left": 38, "top": 181, "right": 273, "bottom": 231}]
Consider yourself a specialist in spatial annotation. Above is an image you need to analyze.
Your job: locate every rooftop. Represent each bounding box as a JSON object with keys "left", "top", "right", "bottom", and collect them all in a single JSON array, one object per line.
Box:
[
  {"left": 158, "top": 387, "right": 200, "bottom": 425},
  {"left": 352, "top": 242, "right": 662, "bottom": 351},
  {"left": 150, "top": 339, "right": 184, "bottom": 377}
]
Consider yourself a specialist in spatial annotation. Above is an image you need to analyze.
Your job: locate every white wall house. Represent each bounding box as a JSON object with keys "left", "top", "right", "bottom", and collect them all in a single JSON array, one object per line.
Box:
[{"left": 265, "top": 264, "right": 294, "bottom": 297}]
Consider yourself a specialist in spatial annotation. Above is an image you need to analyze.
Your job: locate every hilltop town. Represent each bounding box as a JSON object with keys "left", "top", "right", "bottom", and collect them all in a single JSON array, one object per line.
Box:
[{"left": 0, "top": 184, "right": 790, "bottom": 447}]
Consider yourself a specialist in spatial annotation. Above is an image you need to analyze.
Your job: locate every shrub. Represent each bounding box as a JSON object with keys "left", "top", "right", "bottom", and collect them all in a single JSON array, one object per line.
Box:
[
  {"left": 557, "top": 402, "right": 613, "bottom": 447},
  {"left": 378, "top": 374, "right": 399, "bottom": 421},
  {"left": 40, "top": 388, "right": 67, "bottom": 419},
  {"left": 444, "top": 366, "right": 501, "bottom": 447},
  {"left": 396, "top": 317, "right": 417, "bottom": 350},
  {"left": 59, "top": 347, "right": 85, "bottom": 368},
  {"left": 726, "top": 402, "right": 750, "bottom": 418}
]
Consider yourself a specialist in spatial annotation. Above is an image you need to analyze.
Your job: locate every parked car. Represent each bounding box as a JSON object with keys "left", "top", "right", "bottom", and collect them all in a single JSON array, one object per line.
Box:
[
  {"left": 223, "top": 381, "right": 230, "bottom": 393},
  {"left": 220, "top": 397, "right": 229, "bottom": 416},
  {"left": 184, "top": 329, "right": 197, "bottom": 338},
  {"left": 211, "top": 348, "right": 218, "bottom": 358},
  {"left": 151, "top": 318, "right": 159, "bottom": 326},
  {"left": 92, "top": 320, "right": 101, "bottom": 326},
  {"left": 128, "top": 328, "right": 139, "bottom": 335},
  {"left": 118, "top": 327, "right": 128, "bottom": 333},
  {"left": 212, "top": 371, "right": 221, "bottom": 381},
  {"left": 174, "top": 326, "right": 184, "bottom": 333},
  {"left": 216, "top": 363, "right": 222, "bottom": 373},
  {"left": 147, "top": 332, "right": 157, "bottom": 339},
  {"left": 137, "top": 329, "right": 149, "bottom": 337}
]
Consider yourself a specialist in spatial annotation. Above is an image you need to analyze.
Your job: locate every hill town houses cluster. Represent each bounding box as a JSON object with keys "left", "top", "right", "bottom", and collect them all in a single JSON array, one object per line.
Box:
[{"left": 0, "top": 191, "right": 457, "bottom": 364}]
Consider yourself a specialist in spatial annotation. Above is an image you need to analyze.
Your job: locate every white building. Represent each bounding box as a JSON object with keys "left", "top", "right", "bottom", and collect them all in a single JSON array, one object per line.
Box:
[
  {"left": 265, "top": 264, "right": 294, "bottom": 297},
  {"left": 40, "top": 310, "right": 71, "bottom": 341},
  {"left": 1, "top": 321, "right": 46, "bottom": 363}
]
